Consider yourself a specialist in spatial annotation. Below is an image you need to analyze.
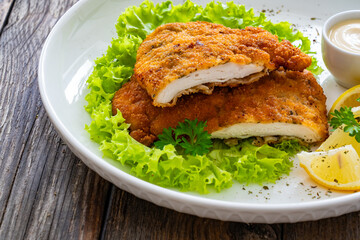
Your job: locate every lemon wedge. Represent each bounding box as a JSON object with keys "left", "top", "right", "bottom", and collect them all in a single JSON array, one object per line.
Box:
[
  {"left": 319, "top": 106, "right": 360, "bottom": 154},
  {"left": 330, "top": 85, "right": 360, "bottom": 114},
  {"left": 317, "top": 127, "right": 360, "bottom": 154},
  {"left": 298, "top": 145, "right": 360, "bottom": 190}
]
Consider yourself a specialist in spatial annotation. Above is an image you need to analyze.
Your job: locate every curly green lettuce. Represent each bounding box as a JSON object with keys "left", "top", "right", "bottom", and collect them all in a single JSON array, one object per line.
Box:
[{"left": 85, "top": 0, "right": 317, "bottom": 193}]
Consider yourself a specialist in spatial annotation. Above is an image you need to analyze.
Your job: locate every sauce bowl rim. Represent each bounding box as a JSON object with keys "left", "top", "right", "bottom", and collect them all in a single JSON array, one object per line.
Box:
[{"left": 322, "top": 10, "right": 360, "bottom": 56}]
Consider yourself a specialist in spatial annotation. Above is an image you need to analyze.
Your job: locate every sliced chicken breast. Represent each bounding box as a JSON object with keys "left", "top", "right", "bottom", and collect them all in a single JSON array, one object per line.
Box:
[
  {"left": 157, "top": 63, "right": 265, "bottom": 104},
  {"left": 134, "top": 22, "right": 312, "bottom": 107},
  {"left": 211, "top": 122, "right": 320, "bottom": 142},
  {"left": 112, "top": 70, "right": 328, "bottom": 146}
]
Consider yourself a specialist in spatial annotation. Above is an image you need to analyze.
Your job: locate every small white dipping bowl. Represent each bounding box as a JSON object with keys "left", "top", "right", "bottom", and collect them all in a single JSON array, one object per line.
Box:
[{"left": 322, "top": 10, "right": 360, "bottom": 88}]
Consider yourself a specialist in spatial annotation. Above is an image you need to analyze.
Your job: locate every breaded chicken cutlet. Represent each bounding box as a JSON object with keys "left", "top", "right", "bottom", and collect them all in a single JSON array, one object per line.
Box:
[
  {"left": 134, "top": 22, "right": 312, "bottom": 107},
  {"left": 112, "top": 70, "right": 328, "bottom": 146}
]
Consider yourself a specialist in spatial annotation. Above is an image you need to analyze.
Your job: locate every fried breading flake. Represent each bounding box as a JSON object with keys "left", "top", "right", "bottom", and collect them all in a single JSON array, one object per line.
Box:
[
  {"left": 134, "top": 22, "right": 312, "bottom": 107},
  {"left": 112, "top": 70, "right": 328, "bottom": 146}
]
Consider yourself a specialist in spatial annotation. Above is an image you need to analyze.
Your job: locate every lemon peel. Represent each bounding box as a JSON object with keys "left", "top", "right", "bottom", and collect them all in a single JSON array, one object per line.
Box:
[{"left": 330, "top": 85, "right": 360, "bottom": 114}]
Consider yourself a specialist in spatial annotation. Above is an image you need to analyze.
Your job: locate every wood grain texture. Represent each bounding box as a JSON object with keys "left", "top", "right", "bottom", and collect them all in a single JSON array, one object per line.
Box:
[
  {"left": 0, "top": 0, "right": 15, "bottom": 33},
  {"left": 101, "top": 187, "right": 281, "bottom": 240},
  {"left": 0, "top": 0, "right": 360, "bottom": 239},
  {"left": 283, "top": 212, "right": 360, "bottom": 240},
  {"left": 0, "top": 0, "right": 110, "bottom": 239}
]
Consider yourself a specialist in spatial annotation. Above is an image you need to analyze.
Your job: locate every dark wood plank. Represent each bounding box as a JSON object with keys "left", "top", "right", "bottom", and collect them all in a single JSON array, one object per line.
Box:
[
  {"left": 283, "top": 212, "right": 360, "bottom": 240},
  {"left": 0, "top": 0, "right": 111, "bottom": 239},
  {"left": 101, "top": 187, "right": 281, "bottom": 240},
  {"left": 0, "top": 0, "right": 15, "bottom": 33}
]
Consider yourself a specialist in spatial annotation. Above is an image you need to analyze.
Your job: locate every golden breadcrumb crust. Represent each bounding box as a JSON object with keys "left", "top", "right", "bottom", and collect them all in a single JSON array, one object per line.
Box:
[
  {"left": 134, "top": 22, "right": 312, "bottom": 107},
  {"left": 112, "top": 70, "right": 328, "bottom": 146}
]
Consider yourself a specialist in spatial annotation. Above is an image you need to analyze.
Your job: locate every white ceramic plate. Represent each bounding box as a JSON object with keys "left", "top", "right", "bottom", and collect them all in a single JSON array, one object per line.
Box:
[{"left": 38, "top": 0, "right": 360, "bottom": 223}]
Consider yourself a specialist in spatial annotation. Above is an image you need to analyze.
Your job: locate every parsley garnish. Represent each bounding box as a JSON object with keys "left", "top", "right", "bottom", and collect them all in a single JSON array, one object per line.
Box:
[
  {"left": 329, "top": 106, "right": 360, "bottom": 143},
  {"left": 154, "top": 119, "right": 213, "bottom": 156}
]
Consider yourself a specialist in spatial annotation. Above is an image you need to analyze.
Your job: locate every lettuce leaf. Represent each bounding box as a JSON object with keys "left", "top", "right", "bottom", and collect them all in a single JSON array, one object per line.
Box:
[
  {"left": 116, "top": 1, "right": 203, "bottom": 39},
  {"left": 208, "top": 140, "right": 294, "bottom": 185},
  {"left": 273, "top": 139, "right": 310, "bottom": 157},
  {"left": 85, "top": 0, "right": 318, "bottom": 194}
]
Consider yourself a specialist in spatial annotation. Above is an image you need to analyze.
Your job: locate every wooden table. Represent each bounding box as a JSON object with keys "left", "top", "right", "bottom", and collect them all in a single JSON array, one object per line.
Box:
[{"left": 1, "top": 0, "right": 359, "bottom": 239}]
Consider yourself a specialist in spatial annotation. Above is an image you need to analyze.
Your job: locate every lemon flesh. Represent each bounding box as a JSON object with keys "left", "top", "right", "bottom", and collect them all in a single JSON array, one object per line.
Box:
[
  {"left": 330, "top": 85, "right": 360, "bottom": 114},
  {"left": 318, "top": 127, "right": 360, "bottom": 154},
  {"left": 319, "top": 107, "right": 360, "bottom": 155},
  {"left": 298, "top": 145, "right": 360, "bottom": 190}
]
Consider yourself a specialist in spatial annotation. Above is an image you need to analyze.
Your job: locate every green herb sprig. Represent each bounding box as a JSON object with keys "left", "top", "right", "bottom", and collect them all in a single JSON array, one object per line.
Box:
[
  {"left": 329, "top": 106, "right": 360, "bottom": 143},
  {"left": 154, "top": 119, "right": 213, "bottom": 156}
]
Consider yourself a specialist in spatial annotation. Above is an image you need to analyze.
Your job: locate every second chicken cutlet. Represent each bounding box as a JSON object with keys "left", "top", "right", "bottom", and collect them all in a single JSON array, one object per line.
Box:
[
  {"left": 134, "top": 21, "right": 312, "bottom": 107},
  {"left": 112, "top": 70, "right": 328, "bottom": 146}
]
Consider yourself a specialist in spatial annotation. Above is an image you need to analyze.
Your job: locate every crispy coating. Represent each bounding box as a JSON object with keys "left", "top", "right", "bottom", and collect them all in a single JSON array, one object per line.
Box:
[
  {"left": 134, "top": 22, "right": 312, "bottom": 106},
  {"left": 112, "top": 71, "right": 328, "bottom": 146}
]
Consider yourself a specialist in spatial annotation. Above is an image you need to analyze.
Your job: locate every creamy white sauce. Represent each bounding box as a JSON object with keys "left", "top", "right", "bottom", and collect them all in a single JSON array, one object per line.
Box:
[{"left": 329, "top": 19, "right": 360, "bottom": 54}]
